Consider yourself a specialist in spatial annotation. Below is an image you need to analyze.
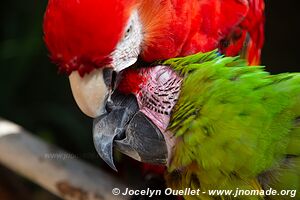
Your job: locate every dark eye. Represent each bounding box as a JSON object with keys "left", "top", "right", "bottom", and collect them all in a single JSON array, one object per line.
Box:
[{"left": 124, "top": 25, "right": 132, "bottom": 38}]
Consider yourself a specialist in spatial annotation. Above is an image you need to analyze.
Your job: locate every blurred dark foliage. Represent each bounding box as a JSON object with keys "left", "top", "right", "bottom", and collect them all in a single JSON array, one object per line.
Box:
[
  {"left": 263, "top": 1, "right": 300, "bottom": 73},
  {"left": 0, "top": 0, "right": 93, "bottom": 153},
  {"left": 0, "top": 1, "right": 299, "bottom": 200}
]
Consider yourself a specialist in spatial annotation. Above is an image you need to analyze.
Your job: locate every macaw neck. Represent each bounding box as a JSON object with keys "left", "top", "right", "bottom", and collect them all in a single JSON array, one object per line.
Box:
[{"left": 138, "top": 0, "right": 249, "bottom": 62}]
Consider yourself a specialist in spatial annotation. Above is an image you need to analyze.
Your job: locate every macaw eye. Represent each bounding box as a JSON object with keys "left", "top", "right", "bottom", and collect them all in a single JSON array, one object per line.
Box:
[{"left": 124, "top": 25, "right": 133, "bottom": 39}]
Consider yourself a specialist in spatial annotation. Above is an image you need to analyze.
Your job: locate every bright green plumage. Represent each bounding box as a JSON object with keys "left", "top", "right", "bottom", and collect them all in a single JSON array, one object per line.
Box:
[{"left": 163, "top": 51, "right": 300, "bottom": 199}]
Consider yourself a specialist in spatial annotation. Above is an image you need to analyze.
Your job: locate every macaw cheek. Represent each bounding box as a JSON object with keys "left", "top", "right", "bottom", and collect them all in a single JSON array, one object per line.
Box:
[{"left": 69, "top": 69, "right": 109, "bottom": 118}]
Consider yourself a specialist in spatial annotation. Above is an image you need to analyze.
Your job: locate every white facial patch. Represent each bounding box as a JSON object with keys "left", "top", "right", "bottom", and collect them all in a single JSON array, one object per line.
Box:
[{"left": 111, "top": 10, "right": 143, "bottom": 72}]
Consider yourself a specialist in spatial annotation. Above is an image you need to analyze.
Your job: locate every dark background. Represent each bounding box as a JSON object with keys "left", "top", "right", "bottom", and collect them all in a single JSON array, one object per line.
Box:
[{"left": 0, "top": 1, "right": 300, "bottom": 199}]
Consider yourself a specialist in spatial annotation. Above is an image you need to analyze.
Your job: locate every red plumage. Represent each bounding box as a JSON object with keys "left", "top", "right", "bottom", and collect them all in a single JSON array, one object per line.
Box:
[
  {"left": 44, "top": 0, "right": 264, "bottom": 76},
  {"left": 44, "top": 0, "right": 136, "bottom": 76},
  {"left": 117, "top": 68, "right": 145, "bottom": 94},
  {"left": 139, "top": 0, "right": 250, "bottom": 61},
  {"left": 118, "top": 0, "right": 264, "bottom": 94},
  {"left": 220, "top": 0, "right": 265, "bottom": 65}
]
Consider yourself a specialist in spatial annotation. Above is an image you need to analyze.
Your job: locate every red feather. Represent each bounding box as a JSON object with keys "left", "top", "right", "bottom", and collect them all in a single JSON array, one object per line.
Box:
[
  {"left": 140, "top": 0, "right": 250, "bottom": 61},
  {"left": 220, "top": 0, "right": 265, "bottom": 65},
  {"left": 117, "top": 68, "right": 145, "bottom": 94},
  {"left": 44, "top": 0, "right": 136, "bottom": 76}
]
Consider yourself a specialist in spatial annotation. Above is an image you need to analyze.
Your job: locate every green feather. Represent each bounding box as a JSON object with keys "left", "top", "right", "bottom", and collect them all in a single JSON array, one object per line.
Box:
[{"left": 163, "top": 51, "right": 300, "bottom": 200}]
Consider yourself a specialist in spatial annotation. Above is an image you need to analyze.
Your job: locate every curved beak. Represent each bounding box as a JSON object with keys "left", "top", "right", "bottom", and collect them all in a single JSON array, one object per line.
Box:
[
  {"left": 93, "top": 91, "right": 168, "bottom": 171},
  {"left": 68, "top": 67, "right": 168, "bottom": 170}
]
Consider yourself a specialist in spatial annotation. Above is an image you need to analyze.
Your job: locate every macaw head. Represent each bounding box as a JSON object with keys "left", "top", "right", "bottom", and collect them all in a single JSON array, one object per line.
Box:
[
  {"left": 44, "top": 0, "right": 176, "bottom": 169},
  {"left": 44, "top": 0, "right": 145, "bottom": 118}
]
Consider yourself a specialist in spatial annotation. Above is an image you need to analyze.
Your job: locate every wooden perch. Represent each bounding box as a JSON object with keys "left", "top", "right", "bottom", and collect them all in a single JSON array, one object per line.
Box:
[{"left": 0, "top": 118, "right": 130, "bottom": 200}]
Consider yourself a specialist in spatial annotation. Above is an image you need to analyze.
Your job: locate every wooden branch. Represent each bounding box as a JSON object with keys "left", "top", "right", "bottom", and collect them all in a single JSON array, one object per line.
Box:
[{"left": 0, "top": 118, "right": 130, "bottom": 200}]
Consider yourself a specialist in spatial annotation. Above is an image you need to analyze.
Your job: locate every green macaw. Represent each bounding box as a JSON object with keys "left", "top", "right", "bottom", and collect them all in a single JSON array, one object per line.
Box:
[{"left": 93, "top": 51, "right": 300, "bottom": 199}]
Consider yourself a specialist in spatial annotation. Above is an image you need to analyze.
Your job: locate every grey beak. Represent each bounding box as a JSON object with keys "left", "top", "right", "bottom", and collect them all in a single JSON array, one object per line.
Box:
[
  {"left": 114, "top": 111, "right": 168, "bottom": 164},
  {"left": 93, "top": 91, "right": 168, "bottom": 171}
]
